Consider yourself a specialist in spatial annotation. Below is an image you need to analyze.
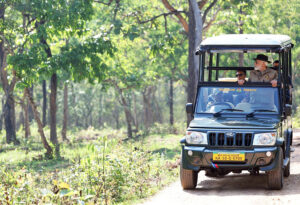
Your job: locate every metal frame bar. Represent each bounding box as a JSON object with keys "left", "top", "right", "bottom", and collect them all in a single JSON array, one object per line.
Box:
[
  {"left": 206, "top": 66, "right": 254, "bottom": 71},
  {"left": 208, "top": 53, "right": 213, "bottom": 81},
  {"left": 216, "top": 53, "right": 220, "bottom": 80}
]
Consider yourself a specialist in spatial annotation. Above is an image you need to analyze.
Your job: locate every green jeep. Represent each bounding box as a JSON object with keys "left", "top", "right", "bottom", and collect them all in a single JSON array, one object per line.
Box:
[{"left": 180, "top": 34, "right": 293, "bottom": 190}]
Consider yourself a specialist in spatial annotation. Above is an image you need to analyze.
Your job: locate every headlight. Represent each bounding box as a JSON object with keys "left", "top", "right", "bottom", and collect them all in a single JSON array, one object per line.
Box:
[
  {"left": 253, "top": 133, "right": 276, "bottom": 146},
  {"left": 185, "top": 131, "right": 207, "bottom": 145}
]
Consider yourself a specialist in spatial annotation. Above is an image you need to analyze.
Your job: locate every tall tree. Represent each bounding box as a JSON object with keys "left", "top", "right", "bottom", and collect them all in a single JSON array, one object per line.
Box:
[{"left": 0, "top": 4, "right": 19, "bottom": 145}]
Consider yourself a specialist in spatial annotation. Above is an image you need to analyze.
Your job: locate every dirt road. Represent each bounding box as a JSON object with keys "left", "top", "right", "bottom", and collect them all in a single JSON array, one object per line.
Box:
[{"left": 139, "top": 131, "right": 300, "bottom": 205}]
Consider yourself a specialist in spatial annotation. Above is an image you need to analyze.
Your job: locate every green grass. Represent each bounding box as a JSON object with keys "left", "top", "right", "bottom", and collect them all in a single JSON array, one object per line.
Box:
[{"left": 0, "top": 126, "right": 183, "bottom": 204}]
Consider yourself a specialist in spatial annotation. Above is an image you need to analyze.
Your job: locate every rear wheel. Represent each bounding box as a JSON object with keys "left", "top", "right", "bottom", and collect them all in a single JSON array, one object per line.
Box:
[
  {"left": 180, "top": 161, "right": 198, "bottom": 189},
  {"left": 267, "top": 147, "right": 283, "bottom": 190}
]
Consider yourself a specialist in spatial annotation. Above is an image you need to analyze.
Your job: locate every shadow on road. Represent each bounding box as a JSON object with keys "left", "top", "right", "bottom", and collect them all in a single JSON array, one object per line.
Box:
[{"left": 183, "top": 172, "right": 300, "bottom": 196}]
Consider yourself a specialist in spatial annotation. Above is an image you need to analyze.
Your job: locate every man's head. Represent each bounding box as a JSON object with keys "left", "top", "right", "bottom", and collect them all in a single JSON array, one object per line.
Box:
[
  {"left": 212, "top": 89, "right": 223, "bottom": 102},
  {"left": 253, "top": 54, "right": 270, "bottom": 71},
  {"left": 236, "top": 70, "right": 246, "bottom": 81},
  {"left": 273, "top": 60, "right": 279, "bottom": 69}
]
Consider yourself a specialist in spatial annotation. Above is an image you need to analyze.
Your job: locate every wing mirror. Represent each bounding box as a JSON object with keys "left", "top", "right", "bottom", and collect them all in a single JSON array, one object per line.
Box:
[
  {"left": 186, "top": 103, "right": 193, "bottom": 114},
  {"left": 284, "top": 104, "right": 292, "bottom": 116}
]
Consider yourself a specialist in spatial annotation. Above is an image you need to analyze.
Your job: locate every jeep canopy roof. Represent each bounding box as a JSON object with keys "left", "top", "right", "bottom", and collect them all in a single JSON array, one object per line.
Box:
[{"left": 197, "top": 34, "right": 293, "bottom": 53}]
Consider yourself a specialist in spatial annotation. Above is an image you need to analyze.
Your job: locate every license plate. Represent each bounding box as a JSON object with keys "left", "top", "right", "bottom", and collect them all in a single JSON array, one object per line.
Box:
[{"left": 213, "top": 152, "right": 245, "bottom": 161}]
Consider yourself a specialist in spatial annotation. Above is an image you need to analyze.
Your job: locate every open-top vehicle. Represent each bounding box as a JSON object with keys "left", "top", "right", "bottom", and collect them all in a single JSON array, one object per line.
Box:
[{"left": 180, "top": 34, "right": 293, "bottom": 190}]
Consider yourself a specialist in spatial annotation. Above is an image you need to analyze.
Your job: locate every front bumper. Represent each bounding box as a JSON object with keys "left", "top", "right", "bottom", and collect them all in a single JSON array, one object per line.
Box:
[{"left": 181, "top": 145, "right": 280, "bottom": 172}]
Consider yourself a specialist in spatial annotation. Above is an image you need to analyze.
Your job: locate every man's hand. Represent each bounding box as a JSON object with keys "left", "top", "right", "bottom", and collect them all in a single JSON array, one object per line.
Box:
[
  {"left": 238, "top": 79, "right": 245, "bottom": 85},
  {"left": 271, "top": 80, "right": 277, "bottom": 87}
]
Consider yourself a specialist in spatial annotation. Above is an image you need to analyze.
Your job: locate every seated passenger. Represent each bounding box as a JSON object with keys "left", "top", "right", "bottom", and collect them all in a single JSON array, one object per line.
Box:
[
  {"left": 272, "top": 60, "right": 279, "bottom": 70},
  {"left": 239, "top": 54, "right": 278, "bottom": 87},
  {"left": 236, "top": 70, "right": 247, "bottom": 85}
]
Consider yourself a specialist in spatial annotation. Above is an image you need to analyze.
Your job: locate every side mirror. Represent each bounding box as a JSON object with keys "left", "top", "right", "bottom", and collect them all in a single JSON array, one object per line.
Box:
[
  {"left": 284, "top": 104, "right": 292, "bottom": 116},
  {"left": 186, "top": 103, "right": 193, "bottom": 114}
]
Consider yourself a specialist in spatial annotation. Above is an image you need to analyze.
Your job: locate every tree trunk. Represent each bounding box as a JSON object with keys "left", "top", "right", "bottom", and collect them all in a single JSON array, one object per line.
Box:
[
  {"left": 50, "top": 73, "right": 59, "bottom": 156},
  {"left": 115, "top": 87, "right": 134, "bottom": 138},
  {"left": 28, "top": 85, "right": 34, "bottom": 122},
  {"left": 0, "top": 97, "right": 4, "bottom": 132},
  {"left": 132, "top": 92, "right": 139, "bottom": 131},
  {"left": 42, "top": 80, "right": 47, "bottom": 127},
  {"left": 98, "top": 93, "right": 103, "bottom": 128},
  {"left": 24, "top": 98, "right": 31, "bottom": 139},
  {"left": 121, "top": 95, "right": 133, "bottom": 138},
  {"left": 187, "top": 0, "right": 203, "bottom": 126},
  {"left": 3, "top": 95, "right": 19, "bottom": 144},
  {"left": 61, "top": 83, "right": 68, "bottom": 141},
  {"left": 169, "top": 77, "right": 174, "bottom": 126},
  {"left": 20, "top": 91, "right": 31, "bottom": 139},
  {"left": 18, "top": 110, "right": 24, "bottom": 133},
  {"left": 114, "top": 110, "right": 120, "bottom": 129},
  {"left": 25, "top": 87, "right": 53, "bottom": 158},
  {"left": 143, "top": 86, "right": 155, "bottom": 129}
]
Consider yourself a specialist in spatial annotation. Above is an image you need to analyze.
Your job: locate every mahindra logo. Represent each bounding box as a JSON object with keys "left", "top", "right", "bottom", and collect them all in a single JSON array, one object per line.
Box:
[{"left": 225, "top": 132, "right": 234, "bottom": 137}]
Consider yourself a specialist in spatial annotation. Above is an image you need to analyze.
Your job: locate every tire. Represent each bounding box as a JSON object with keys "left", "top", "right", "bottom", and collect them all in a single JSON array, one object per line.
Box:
[
  {"left": 284, "top": 160, "right": 290, "bottom": 177},
  {"left": 267, "top": 147, "right": 283, "bottom": 190},
  {"left": 180, "top": 161, "right": 198, "bottom": 189}
]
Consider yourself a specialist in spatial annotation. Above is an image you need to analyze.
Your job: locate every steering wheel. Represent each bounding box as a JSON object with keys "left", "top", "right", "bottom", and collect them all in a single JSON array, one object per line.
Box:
[{"left": 210, "top": 102, "right": 233, "bottom": 108}]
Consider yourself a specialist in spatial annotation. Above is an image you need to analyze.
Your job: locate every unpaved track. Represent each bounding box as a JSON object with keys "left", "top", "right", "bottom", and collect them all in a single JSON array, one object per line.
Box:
[{"left": 139, "top": 131, "right": 300, "bottom": 205}]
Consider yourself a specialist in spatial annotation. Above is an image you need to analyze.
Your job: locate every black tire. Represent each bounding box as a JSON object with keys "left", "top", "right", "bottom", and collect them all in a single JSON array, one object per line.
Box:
[
  {"left": 267, "top": 147, "right": 283, "bottom": 190},
  {"left": 180, "top": 162, "right": 198, "bottom": 189},
  {"left": 284, "top": 160, "right": 290, "bottom": 177}
]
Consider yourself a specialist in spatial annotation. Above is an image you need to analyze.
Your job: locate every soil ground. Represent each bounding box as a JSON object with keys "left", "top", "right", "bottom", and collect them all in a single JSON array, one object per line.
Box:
[{"left": 139, "top": 130, "right": 300, "bottom": 205}]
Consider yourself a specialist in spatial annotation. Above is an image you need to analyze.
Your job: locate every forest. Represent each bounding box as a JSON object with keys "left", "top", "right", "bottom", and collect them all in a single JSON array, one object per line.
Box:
[{"left": 0, "top": 0, "right": 299, "bottom": 204}]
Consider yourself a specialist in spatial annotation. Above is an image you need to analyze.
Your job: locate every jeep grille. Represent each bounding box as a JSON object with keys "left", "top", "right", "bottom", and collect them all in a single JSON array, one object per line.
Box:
[{"left": 208, "top": 132, "right": 253, "bottom": 147}]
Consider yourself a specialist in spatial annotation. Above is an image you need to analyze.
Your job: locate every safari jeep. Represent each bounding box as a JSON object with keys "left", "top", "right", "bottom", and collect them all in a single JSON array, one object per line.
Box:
[{"left": 180, "top": 34, "right": 293, "bottom": 190}]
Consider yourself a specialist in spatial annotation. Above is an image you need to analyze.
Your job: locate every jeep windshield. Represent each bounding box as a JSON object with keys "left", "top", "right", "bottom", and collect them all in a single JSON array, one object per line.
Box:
[{"left": 195, "top": 86, "right": 279, "bottom": 114}]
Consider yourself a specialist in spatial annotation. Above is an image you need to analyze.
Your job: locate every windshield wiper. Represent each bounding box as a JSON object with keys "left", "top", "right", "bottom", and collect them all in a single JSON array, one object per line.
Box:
[
  {"left": 246, "top": 109, "right": 276, "bottom": 117},
  {"left": 213, "top": 109, "right": 244, "bottom": 117}
]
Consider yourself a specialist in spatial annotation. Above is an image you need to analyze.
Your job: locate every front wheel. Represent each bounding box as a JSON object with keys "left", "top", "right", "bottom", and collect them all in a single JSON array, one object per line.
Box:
[
  {"left": 267, "top": 147, "right": 283, "bottom": 190},
  {"left": 180, "top": 161, "right": 198, "bottom": 189},
  {"left": 284, "top": 160, "right": 290, "bottom": 177}
]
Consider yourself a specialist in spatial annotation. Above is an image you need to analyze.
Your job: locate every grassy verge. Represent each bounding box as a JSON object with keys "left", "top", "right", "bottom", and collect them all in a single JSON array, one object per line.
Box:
[{"left": 0, "top": 126, "right": 182, "bottom": 204}]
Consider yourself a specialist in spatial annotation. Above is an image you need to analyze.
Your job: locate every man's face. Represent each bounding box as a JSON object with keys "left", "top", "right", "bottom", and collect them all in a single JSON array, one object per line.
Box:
[
  {"left": 254, "top": 59, "right": 267, "bottom": 71},
  {"left": 236, "top": 71, "right": 246, "bottom": 81},
  {"left": 273, "top": 62, "right": 279, "bottom": 68}
]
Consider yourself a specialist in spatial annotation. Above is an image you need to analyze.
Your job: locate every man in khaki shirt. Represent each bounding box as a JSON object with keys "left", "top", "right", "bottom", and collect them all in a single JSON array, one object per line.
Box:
[{"left": 238, "top": 54, "right": 278, "bottom": 87}]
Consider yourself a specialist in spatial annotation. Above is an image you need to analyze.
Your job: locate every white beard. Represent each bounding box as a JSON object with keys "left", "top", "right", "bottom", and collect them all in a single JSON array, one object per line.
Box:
[{"left": 254, "top": 66, "right": 261, "bottom": 71}]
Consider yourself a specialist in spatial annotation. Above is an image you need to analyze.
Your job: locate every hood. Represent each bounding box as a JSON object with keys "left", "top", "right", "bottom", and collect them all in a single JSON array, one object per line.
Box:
[{"left": 189, "top": 116, "right": 280, "bottom": 129}]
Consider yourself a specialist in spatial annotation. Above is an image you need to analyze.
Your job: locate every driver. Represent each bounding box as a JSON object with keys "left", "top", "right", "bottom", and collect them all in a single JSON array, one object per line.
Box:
[
  {"left": 207, "top": 89, "right": 223, "bottom": 110},
  {"left": 206, "top": 89, "right": 234, "bottom": 111}
]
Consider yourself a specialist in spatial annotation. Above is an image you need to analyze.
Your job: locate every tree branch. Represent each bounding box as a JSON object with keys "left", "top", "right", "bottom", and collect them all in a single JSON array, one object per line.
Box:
[
  {"left": 107, "top": 0, "right": 120, "bottom": 34},
  {"left": 198, "top": 0, "right": 208, "bottom": 10},
  {"left": 136, "top": 11, "right": 186, "bottom": 25},
  {"left": 203, "top": 8, "right": 220, "bottom": 33},
  {"left": 94, "top": 0, "right": 113, "bottom": 5},
  {"left": 202, "top": 0, "right": 218, "bottom": 25},
  {"left": 161, "top": 0, "right": 189, "bottom": 33}
]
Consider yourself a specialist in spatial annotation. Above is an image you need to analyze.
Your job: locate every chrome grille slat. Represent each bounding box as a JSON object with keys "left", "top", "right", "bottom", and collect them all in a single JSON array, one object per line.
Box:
[{"left": 208, "top": 132, "right": 253, "bottom": 147}]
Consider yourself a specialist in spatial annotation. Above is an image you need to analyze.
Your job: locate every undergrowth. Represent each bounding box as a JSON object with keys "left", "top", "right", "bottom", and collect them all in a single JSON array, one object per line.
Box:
[{"left": 0, "top": 125, "right": 182, "bottom": 204}]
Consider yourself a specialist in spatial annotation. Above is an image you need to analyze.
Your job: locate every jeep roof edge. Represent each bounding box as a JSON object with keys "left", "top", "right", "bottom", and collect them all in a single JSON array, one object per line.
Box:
[{"left": 196, "top": 34, "right": 293, "bottom": 53}]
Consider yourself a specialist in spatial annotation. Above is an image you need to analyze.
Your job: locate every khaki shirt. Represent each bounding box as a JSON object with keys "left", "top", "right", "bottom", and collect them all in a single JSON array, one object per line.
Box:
[{"left": 249, "top": 67, "right": 278, "bottom": 82}]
